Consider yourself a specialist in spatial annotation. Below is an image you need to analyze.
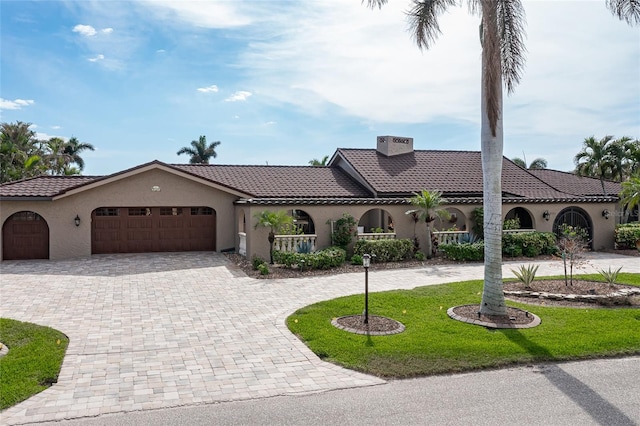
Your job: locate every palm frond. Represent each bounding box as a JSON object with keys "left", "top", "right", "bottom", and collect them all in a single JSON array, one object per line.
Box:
[
  {"left": 364, "top": 0, "right": 388, "bottom": 9},
  {"left": 606, "top": 0, "right": 640, "bottom": 25},
  {"left": 407, "top": 0, "right": 459, "bottom": 50},
  {"left": 497, "top": 0, "right": 527, "bottom": 94}
]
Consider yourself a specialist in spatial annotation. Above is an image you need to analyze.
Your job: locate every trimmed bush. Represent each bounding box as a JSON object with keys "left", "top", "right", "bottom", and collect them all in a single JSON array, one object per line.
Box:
[
  {"left": 257, "top": 263, "right": 269, "bottom": 275},
  {"left": 350, "top": 254, "right": 363, "bottom": 266},
  {"left": 615, "top": 222, "right": 640, "bottom": 249},
  {"left": 353, "top": 238, "right": 414, "bottom": 262},
  {"left": 440, "top": 242, "right": 484, "bottom": 261},
  {"left": 273, "top": 247, "right": 347, "bottom": 270},
  {"left": 502, "top": 231, "right": 557, "bottom": 257},
  {"left": 252, "top": 255, "right": 267, "bottom": 270}
]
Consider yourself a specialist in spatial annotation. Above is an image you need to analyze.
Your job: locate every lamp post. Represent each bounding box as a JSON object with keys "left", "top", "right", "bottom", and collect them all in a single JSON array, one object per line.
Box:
[{"left": 362, "top": 253, "right": 371, "bottom": 324}]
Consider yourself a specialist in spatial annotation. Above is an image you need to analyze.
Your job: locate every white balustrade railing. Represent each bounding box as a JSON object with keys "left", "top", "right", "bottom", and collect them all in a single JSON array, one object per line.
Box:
[
  {"left": 433, "top": 231, "right": 469, "bottom": 246},
  {"left": 273, "top": 234, "right": 317, "bottom": 253},
  {"left": 238, "top": 232, "right": 247, "bottom": 256},
  {"left": 357, "top": 232, "right": 397, "bottom": 241},
  {"left": 503, "top": 229, "right": 535, "bottom": 234}
]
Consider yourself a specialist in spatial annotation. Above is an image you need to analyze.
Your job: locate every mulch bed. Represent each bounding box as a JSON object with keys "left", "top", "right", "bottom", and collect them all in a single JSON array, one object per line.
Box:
[
  {"left": 333, "top": 315, "right": 405, "bottom": 335},
  {"left": 451, "top": 305, "right": 537, "bottom": 326}
]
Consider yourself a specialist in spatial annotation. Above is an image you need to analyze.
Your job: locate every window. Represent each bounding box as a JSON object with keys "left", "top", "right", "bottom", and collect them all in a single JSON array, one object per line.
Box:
[
  {"left": 191, "top": 207, "right": 213, "bottom": 216},
  {"left": 160, "top": 208, "right": 183, "bottom": 216},
  {"left": 129, "top": 208, "right": 151, "bottom": 216},
  {"left": 12, "top": 211, "right": 42, "bottom": 221},
  {"left": 95, "top": 208, "right": 119, "bottom": 217}
]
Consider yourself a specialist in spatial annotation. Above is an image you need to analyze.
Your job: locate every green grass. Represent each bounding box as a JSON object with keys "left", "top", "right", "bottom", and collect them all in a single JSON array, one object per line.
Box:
[
  {"left": 0, "top": 318, "right": 69, "bottom": 410},
  {"left": 287, "top": 274, "right": 640, "bottom": 378}
]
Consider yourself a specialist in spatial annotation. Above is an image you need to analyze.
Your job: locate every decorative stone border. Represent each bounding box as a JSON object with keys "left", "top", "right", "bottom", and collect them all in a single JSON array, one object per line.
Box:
[
  {"left": 447, "top": 306, "right": 541, "bottom": 329},
  {"left": 504, "top": 288, "right": 640, "bottom": 303},
  {"left": 0, "top": 342, "right": 8, "bottom": 358},
  {"left": 331, "top": 315, "right": 405, "bottom": 336}
]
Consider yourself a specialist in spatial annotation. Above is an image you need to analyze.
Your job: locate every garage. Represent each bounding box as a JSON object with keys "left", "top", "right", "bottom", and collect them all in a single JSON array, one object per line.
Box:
[
  {"left": 2, "top": 211, "right": 50, "bottom": 260},
  {"left": 92, "top": 207, "right": 216, "bottom": 254}
]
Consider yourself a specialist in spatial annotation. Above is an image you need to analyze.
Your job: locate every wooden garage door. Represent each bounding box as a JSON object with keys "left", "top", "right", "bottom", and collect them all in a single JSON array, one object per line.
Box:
[
  {"left": 92, "top": 207, "right": 216, "bottom": 254},
  {"left": 2, "top": 211, "right": 49, "bottom": 260}
]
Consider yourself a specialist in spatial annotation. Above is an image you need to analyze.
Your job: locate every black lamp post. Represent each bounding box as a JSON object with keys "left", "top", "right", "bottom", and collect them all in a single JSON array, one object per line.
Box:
[{"left": 362, "top": 253, "right": 371, "bottom": 324}]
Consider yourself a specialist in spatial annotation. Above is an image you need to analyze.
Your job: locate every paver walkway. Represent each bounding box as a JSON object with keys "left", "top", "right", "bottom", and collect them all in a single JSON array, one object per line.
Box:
[{"left": 1, "top": 252, "right": 638, "bottom": 424}]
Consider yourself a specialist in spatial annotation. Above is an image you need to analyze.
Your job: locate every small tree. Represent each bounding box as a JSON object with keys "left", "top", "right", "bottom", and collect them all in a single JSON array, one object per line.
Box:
[
  {"left": 557, "top": 224, "right": 590, "bottom": 286},
  {"left": 329, "top": 213, "right": 358, "bottom": 250},
  {"left": 406, "top": 190, "right": 450, "bottom": 259},
  {"left": 254, "top": 210, "right": 293, "bottom": 264}
]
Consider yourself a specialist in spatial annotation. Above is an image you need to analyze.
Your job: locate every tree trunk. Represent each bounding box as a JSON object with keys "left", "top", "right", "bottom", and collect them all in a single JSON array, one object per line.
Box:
[{"left": 479, "top": 50, "right": 507, "bottom": 316}]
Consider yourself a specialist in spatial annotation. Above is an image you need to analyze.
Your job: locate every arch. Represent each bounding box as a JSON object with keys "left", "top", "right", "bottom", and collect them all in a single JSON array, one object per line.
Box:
[
  {"left": 2, "top": 211, "right": 50, "bottom": 260},
  {"left": 291, "top": 209, "right": 315, "bottom": 234},
  {"left": 357, "top": 208, "right": 395, "bottom": 233},
  {"left": 552, "top": 206, "right": 593, "bottom": 242},
  {"left": 433, "top": 208, "right": 467, "bottom": 231},
  {"left": 505, "top": 207, "right": 534, "bottom": 229},
  {"left": 237, "top": 208, "right": 247, "bottom": 256}
]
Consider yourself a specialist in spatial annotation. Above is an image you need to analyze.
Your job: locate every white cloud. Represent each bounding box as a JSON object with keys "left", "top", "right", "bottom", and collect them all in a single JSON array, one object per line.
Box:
[
  {"left": 197, "top": 85, "right": 219, "bottom": 93},
  {"left": 225, "top": 91, "right": 252, "bottom": 102},
  {"left": 51, "top": 126, "right": 61, "bottom": 130},
  {"left": 138, "top": 1, "right": 254, "bottom": 28},
  {"left": 101, "top": 28, "right": 113, "bottom": 34},
  {"left": 264, "top": 121, "right": 277, "bottom": 126},
  {"left": 73, "top": 24, "right": 97, "bottom": 37},
  {"left": 0, "top": 98, "right": 35, "bottom": 110},
  {"left": 88, "top": 54, "right": 105, "bottom": 62}
]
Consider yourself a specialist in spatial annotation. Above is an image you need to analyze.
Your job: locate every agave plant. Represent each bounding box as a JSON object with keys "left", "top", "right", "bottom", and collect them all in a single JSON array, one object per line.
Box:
[
  {"left": 597, "top": 266, "right": 623, "bottom": 287},
  {"left": 510, "top": 264, "right": 540, "bottom": 289}
]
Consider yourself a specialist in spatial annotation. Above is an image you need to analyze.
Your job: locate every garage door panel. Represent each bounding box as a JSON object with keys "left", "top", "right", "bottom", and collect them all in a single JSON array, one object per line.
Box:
[
  {"left": 92, "top": 207, "right": 215, "bottom": 254},
  {"left": 2, "top": 211, "right": 49, "bottom": 260}
]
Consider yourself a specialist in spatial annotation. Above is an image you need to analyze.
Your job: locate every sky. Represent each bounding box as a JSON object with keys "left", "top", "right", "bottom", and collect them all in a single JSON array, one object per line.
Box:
[{"left": 1, "top": 0, "right": 639, "bottom": 176}]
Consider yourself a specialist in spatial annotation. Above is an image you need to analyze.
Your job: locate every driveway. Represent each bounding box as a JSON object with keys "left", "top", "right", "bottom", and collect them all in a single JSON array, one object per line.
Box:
[{"left": 1, "top": 252, "right": 638, "bottom": 424}]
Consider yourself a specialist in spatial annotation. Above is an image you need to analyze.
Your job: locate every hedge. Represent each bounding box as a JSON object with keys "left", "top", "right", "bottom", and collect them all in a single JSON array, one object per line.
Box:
[
  {"left": 273, "top": 247, "right": 346, "bottom": 270},
  {"left": 615, "top": 222, "right": 640, "bottom": 249},
  {"left": 353, "top": 238, "right": 414, "bottom": 262}
]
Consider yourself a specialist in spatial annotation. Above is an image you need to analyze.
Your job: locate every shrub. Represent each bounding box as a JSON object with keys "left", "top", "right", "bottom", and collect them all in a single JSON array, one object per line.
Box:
[
  {"left": 414, "top": 251, "right": 426, "bottom": 261},
  {"left": 273, "top": 247, "right": 346, "bottom": 270},
  {"left": 353, "top": 239, "right": 414, "bottom": 262},
  {"left": 503, "top": 216, "right": 521, "bottom": 230},
  {"left": 598, "top": 266, "right": 623, "bottom": 287},
  {"left": 614, "top": 222, "right": 640, "bottom": 249},
  {"left": 252, "top": 255, "right": 267, "bottom": 270},
  {"left": 502, "top": 232, "right": 557, "bottom": 258},
  {"left": 350, "top": 254, "right": 363, "bottom": 265},
  {"left": 440, "top": 242, "right": 484, "bottom": 261},
  {"left": 257, "top": 263, "right": 269, "bottom": 275},
  {"left": 329, "top": 214, "right": 357, "bottom": 249}
]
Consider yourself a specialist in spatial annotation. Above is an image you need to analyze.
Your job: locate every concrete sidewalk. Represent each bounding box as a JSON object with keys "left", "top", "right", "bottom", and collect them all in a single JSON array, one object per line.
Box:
[{"left": 1, "top": 252, "right": 638, "bottom": 424}]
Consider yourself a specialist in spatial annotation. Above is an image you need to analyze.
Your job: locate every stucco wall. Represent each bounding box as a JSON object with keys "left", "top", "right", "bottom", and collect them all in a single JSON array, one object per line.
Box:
[{"left": 1, "top": 168, "right": 239, "bottom": 260}]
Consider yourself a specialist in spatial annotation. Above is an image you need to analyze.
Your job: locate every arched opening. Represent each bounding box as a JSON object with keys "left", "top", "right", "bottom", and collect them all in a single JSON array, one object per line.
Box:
[
  {"left": 433, "top": 208, "right": 467, "bottom": 231},
  {"left": 505, "top": 207, "right": 534, "bottom": 229},
  {"left": 237, "top": 209, "right": 247, "bottom": 256},
  {"left": 553, "top": 206, "right": 593, "bottom": 243},
  {"left": 357, "top": 209, "right": 394, "bottom": 234},
  {"left": 291, "top": 209, "right": 315, "bottom": 234},
  {"left": 2, "top": 211, "right": 49, "bottom": 260}
]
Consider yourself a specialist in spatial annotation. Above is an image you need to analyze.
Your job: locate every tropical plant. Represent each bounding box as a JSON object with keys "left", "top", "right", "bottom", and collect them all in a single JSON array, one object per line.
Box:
[
  {"left": 365, "top": 0, "right": 638, "bottom": 316},
  {"left": 308, "top": 155, "right": 329, "bottom": 166},
  {"left": 510, "top": 264, "right": 539, "bottom": 289},
  {"left": 0, "top": 121, "right": 43, "bottom": 182},
  {"left": 329, "top": 213, "right": 358, "bottom": 249},
  {"left": 44, "top": 137, "right": 74, "bottom": 175},
  {"left": 512, "top": 156, "right": 547, "bottom": 170},
  {"left": 63, "top": 136, "right": 94, "bottom": 171},
  {"left": 254, "top": 210, "right": 294, "bottom": 264},
  {"left": 177, "top": 135, "right": 221, "bottom": 164},
  {"left": 406, "top": 189, "right": 449, "bottom": 259},
  {"left": 620, "top": 174, "right": 640, "bottom": 215},
  {"left": 597, "top": 266, "right": 623, "bottom": 287}
]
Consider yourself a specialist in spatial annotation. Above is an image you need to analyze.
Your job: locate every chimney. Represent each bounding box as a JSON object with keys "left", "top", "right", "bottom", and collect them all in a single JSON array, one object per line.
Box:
[{"left": 376, "top": 136, "right": 414, "bottom": 157}]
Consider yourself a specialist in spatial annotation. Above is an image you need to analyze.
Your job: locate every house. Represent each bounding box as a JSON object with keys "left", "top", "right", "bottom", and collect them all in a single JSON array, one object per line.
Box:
[{"left": 0, "top": 136, "right": 622, "bottom": 261}]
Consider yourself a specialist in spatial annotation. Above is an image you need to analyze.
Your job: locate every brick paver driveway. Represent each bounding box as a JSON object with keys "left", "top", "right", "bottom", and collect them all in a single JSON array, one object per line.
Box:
[{"left": 1, "top": 252, "right": 638, "bottom": 424}]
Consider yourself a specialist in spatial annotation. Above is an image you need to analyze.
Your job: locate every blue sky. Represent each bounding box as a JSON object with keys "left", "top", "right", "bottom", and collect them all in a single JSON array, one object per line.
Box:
[{"left": 1, "top": 0, "right": 638, "bottom": 176}]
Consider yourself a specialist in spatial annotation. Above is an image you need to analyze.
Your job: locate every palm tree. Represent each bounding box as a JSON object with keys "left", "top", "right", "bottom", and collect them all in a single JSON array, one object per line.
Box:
[
  {"left": 253, "top": 210, "right": 294, "bottom": 264},
  {"left": 620, "top": 174, "right": 640, "bottom": 216},
  {"left": 63, "top": 136, "right": 95, "bottom": 171},
  {"left": 512, "top": 156, "right": 547, "bottom": 170},
  {"left": 308, "top": 155, "right": 329, "bottom": 166},
  {"left": 44, "top": 137, "right": 75, "bottom": 175},
  {"left": 406, "top": 190, "right": 450, "bottom": 259},
  {"left": 177, "top": 135, "right": 221, "bottom": 164},
  {"left": 367, "top": 0, "right": 638, "bottom": 316},
  {"left": 0, "top": 121, "right": 43, "bottom": 182},
  {"left": 575, "top": 135, "right": 616, "bottom": 194}
]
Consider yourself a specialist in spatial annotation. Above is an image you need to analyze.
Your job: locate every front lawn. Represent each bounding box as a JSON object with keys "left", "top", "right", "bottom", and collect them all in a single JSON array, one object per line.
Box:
[
  {"left": 0, "top": 318, "right": 69, "bottom": 410},
  {"left": 287, "top": 273, "right": 640, "bottom": 378}
]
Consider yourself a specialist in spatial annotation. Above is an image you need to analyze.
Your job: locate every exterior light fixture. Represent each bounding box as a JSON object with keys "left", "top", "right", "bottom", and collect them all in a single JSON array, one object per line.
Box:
[
  {"left": 602, "top": 209, "right": 610, "bottom": 219},
  {"left": 542, "top": 210, "right": 550, "bottom": 221},
  {"left": 74, "top": 215, "right": 81, "bottom": 227},
  {"left": 362, "top": 254, "right": 371, "bottom": 324}
]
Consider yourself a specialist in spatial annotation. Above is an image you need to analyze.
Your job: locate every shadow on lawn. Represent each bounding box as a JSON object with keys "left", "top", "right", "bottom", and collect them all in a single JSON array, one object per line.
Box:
[{"left": 501, "top": 329, "right": 635, "bottom": 426}]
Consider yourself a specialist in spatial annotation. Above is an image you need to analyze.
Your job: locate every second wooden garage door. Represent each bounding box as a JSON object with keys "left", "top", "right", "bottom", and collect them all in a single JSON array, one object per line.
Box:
[{"left": 92, "top": 207, "right": 216, "bottom": 254}]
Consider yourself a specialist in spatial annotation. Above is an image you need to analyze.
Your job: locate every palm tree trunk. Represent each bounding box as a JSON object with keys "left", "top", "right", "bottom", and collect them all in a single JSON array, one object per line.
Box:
[{"left": 479, "top": 52, "right": 507, "bottom": 317}]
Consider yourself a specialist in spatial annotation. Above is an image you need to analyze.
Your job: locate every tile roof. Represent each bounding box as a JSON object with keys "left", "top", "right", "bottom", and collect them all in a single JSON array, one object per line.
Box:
[
  {"left": 334, "top": 149, "right": 579, "bottom": 200},
  {"left": 172, "top": 164, "right": 371, "bottom": 198},
  {"left": 0, "top": 176, "right": 100, "bottom": 198},
  {"left": 528, "top": 169, "right": 622, "bottom": 197}
]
